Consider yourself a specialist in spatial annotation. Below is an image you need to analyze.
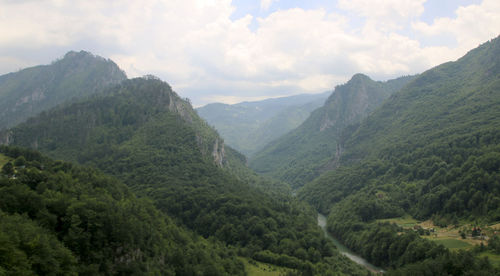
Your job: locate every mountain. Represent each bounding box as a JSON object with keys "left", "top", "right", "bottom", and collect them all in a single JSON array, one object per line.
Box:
[
  {"left": 0, "top": 146, "right": 243, "bottom": 275},
  {"left": 298, "top": 37, "right": 500, "bottom": 274},
  {"left": 0, "top": 51, "right": 126, "bottom": 130},
  {"left": 1, "top": 77, "right": 367, "bottom": 275},
  {"left": 196, "top": 92, "right": 329, "bottom": 156},
  {"left": 250, "top": 74, "right": 416, "bottom": 188}
]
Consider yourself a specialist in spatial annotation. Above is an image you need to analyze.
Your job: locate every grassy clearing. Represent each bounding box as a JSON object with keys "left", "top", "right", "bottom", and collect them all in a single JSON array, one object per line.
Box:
[
  {"left": 240, "top": 257, "right": 294, "bottom": 276},
  {"left": 377, "top": 215, "right": 420, "bottom": 227},
  {"left": 0, "top": 153, "right": 11, "bottom": 168},
  {"left": 488, "top": 223, "right": 500, "bottom": 230},
  {"left": 378, "top": 215, "right": 490, "bottom": 250},
  {"left": 425, "top": 238, "right": 472, "bottom": 250}
]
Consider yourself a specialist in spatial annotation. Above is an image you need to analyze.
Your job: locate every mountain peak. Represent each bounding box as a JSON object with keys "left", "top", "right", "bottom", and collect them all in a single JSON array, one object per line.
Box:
[
  {"left": 63, "top": 50, "right": 92, "bottom": 58},
  {"left": 0, "top": 51, "right": 127, "bottom": 129},
  {"left": 350, "top": 73, "right": 371, "bottom": 82}
]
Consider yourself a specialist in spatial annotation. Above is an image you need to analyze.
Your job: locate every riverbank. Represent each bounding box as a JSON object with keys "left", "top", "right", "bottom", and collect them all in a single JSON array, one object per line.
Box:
[{"left": 317, "top": 213, "right": 384, "bottom": 274}]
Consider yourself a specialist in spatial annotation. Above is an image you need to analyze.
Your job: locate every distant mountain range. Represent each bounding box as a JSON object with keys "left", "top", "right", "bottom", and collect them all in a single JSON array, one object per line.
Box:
[
  {"left": 0, "top": 51, "right": 126, "bottom": 130},
  {"left": 196, "top": 92, "right": 329, "bottom": 156}
]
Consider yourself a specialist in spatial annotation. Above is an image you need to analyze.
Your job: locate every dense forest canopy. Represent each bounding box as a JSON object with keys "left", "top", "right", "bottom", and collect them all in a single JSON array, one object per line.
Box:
[
  {"left": 2, "top": 78, "right": 367, "bottom": 275},
  {"left": 0, "top": 146, "right": 244, "bottom": 275}
]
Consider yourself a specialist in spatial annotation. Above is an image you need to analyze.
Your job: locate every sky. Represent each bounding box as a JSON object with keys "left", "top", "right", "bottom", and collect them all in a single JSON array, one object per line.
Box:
[{"left": 0, "top": 0, "right": 498, "bottom": 106}]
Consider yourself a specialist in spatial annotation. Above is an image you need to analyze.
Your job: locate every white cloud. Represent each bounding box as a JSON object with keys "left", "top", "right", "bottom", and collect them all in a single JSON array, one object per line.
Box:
[
  {"left": 0, "top": 0, "right": 498, "bottom": 106},
  {"left": 338, "top": 0, "right": 426, "bottom": 19},
  {"left": 412, "top": 0, "right": 500, "bottom": 53},
  {"left": 338, "top": 0, "right": 426, "bottom": 31}
]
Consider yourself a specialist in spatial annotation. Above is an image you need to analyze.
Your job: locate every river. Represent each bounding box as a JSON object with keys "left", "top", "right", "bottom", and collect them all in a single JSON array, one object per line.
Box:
[{"left": 317, "top": 213, "right": 384, "bottom": 274}]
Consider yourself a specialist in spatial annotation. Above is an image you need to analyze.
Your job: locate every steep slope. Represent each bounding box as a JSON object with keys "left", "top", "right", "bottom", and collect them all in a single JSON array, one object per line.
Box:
[
  {"left": 0, "top": 146, "right": 243, "bottom": 275},
  {"left": 1, "top": 77, "right": 367, "bottom": 275},
  {"left": 250, "top": 74, "right": 415, "bottom": 188},
  {"left": 196, "top": 92, "right": 329, "bottom": 156},
  {"left": 0, "top": 51, "right": 126, "bottom": 130},
  {"left": 299, "top": 37, "right": 500, "bottom": 274}
]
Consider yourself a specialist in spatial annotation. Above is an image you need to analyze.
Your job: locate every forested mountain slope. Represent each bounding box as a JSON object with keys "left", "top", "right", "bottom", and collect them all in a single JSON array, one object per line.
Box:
[
  {"left": 0, "top": 51, "right": 126, "bottom": 130},
  {"left": 1, "top": 77, "right": 366, "bottom": 275},
  {"left": 298, "top": 36, "right": 500, "bottom": 274},
  {"left": 0, "top": 146, "right": 243, "bottom": 275},
  {"left": 250, "top": 74, "right": 415, "bottom": 188},
  {"left": 197, "top": 92, "right": 329, "bottom": 156}
]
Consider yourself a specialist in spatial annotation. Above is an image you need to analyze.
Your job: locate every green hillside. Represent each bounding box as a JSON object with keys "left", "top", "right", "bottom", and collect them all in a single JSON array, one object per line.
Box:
[
  {"left": 197, "top": 92, "right": 329, "bottom": 156},
  {"left": 2, "top": 77, "right": 367, "bottom": 275},
  {"left": 0, "top": 51, "right": 126, "bottom": 130},
  {"left": 298, "top": 37, "right": 500, "bottom": 274},
  {"left": 250, "top": 74, "right": 415, "bottom": 188},
  {"left": 0, "top": 146, "right": 244, "bottom": 275}
]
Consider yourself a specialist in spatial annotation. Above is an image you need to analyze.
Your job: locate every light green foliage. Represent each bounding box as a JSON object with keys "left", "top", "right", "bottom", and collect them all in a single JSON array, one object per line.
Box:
[
  {"left": 240, "top": 257, "right": 295, "bottom": 276},
  {"left": 0, "top": 153, "right": 10, "bottom": 168},
  {"left": 0, "top": 51, "right": 126, "bottom": 130},
  {"left": 428, "top": 239, "right": 471, "bottom": 250},
  {"left": 479, "top": 252, "right": 500, "bottom": 268}
]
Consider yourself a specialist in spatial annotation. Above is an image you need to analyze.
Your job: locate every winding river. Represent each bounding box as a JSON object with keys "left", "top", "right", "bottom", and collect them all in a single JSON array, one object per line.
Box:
[{"left": 317, "top": 213, "right": 384, "bottom": 274}]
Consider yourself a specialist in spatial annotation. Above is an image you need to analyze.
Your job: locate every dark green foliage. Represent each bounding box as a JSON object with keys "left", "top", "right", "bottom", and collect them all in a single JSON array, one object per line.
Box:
[
  {"left": 197, "top": 92, "right": 329, "bottom": 156},
  {"left": 387, "top": 250, "right": 494, "bottom": 276},
  {"left": 323, "top": 205, "right": 498, "bottom": 274},
  {"left": 488, "top": 236, "right": 500, "bottom": 254},
  {"left": 0, "top": 146, "right": 244, "bottom": 275},
  {"left": 297, "top": 37, "right": 500, "bottom": 274},
  {"left": 4, "top": 78, "right": 367, "bottom": 274},
  {"left": 0, "top": 51, "right": 126, "bottom": 130},
  {"left": 250, "top": 74, "right": 416, "bottom": 189},
  {"left": 1, "top": 161, "right": 14, "bottom": 176},
  {"left": 0, "top": 211, "right": 77, "bottom": 276},
  {"left": 301, "top": 37, "right": 500, "bottom": 220}
]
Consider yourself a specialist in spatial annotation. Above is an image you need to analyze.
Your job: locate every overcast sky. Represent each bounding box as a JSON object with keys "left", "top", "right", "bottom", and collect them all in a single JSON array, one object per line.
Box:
[{"left": 1, "top": 0, "right": 499, "bottom": 106}]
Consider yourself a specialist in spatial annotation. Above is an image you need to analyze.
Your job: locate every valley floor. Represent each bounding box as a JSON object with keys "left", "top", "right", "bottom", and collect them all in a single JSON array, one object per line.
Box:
[{"left": 377, "top": 216, "right": 500, "bottom": 268}]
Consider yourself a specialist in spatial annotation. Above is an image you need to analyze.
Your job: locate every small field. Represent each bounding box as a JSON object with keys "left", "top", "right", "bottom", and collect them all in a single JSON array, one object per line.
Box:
[
  {"left": 0, "top": 153, "right": 11, "bottom": 168},
  {"left": 240, "top": 258, "right": 295, "bottom": 276},
  {"left": 377, "top": 215, "right": 419, "bottom": 227},
  {"left": 425, "top": 237, "right": 472, "bottom": 250},
  {"left": 378, "top": 215, "right": 488, "bottom": 249}
]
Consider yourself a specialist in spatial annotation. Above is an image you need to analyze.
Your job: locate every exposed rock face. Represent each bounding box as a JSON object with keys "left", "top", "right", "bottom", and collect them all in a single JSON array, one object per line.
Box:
[
  {"left": 168, "top": 92, "right": 193, "bottom": 124},
  {"left": 320, "top": 74, "right": 379, "bottom": 132},
  {"left": 212, "top": 138, "right": 226, "bottom": 167},
  {"left": 0, "top": 130, "right": 12, "bottom": 145},
  {"left": 165, "top": 86, "right": 225, "bottom": 167},
  {"left": 250, "top": 73, "right": 416, "bottom": 188}
]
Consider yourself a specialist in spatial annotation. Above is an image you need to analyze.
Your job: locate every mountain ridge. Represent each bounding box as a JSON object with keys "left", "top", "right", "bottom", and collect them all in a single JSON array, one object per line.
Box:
[
  {"left": 295, "top": 36, "right": 500, "bottom": 274},
  {"left": 196, "top": 92, "right": 329, "bottom": 156},
  {"left": 250, "top": 73, "right": 416, "bottom": 188},
  {"left": 1, "top": 76, "right": 368, "bottom": 275},
  {"left": 0, "top": 50, "right": 127, "bottom": 130}
]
